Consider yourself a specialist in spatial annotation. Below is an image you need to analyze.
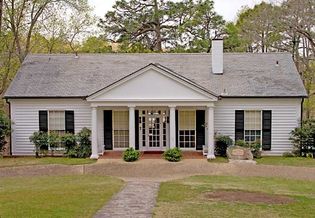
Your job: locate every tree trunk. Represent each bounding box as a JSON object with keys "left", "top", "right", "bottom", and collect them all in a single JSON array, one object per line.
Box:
[
  {"left": 0, "top": 0, "right": 3, "bottom": 34},
  {"left": 153, "top": 0, "right": 162, "bottom": 52}
]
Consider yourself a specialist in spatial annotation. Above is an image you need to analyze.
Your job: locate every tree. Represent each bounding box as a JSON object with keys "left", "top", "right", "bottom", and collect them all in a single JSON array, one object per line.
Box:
[
  {"left": 223, "top": 22, "right": 246, "bottom": 52},
  {"left": 236, "top": 2, "right": 281, "bottom": 53},
  {"left": 99, "top": 0, "right": 225, "bottom": 52},
  {"left": 2, "top": 0, "right": 91, "bottom": 62},
  {"left": 81, "top": 36, "right": 112, "bottom": 53}
]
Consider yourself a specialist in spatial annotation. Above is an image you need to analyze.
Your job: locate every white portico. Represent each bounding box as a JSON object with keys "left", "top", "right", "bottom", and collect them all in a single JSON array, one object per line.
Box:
[{"left": 87, "top": 64, "right": 218, "bottom": 159}]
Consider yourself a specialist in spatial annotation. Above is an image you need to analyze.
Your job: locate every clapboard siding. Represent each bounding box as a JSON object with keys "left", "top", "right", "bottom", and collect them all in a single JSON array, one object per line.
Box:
[
  {"left": 10, "top": 99, "right": 92, "bottom": 155},
  {"left": 214, "top": 98, "right": 302, "bottom": 156}
]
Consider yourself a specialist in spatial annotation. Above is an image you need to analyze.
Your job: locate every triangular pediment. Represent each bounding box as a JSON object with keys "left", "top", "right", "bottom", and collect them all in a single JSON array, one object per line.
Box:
[{"left": 87, "top": 64, "right": 218, "bottom": 102}]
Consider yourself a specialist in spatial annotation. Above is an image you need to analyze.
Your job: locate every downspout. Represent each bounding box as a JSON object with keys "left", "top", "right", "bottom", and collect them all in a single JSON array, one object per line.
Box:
[
  {"left": 5, "top": 98, "right": 12, "bottom": 156},
  {"left": 301, "top": 98, "right": 304, "bottom": 126}
]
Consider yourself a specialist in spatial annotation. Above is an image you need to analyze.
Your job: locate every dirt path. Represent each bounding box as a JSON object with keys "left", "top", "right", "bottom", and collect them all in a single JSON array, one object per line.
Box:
[
  {"left": 1, "top": 159, "right": 315, "bottom": 181},
  {"left": 94, "top": 181, "right": 159, "bottom": 218},
  {"left": 86, "top": 159, "right": 315, "bottom": 182}
]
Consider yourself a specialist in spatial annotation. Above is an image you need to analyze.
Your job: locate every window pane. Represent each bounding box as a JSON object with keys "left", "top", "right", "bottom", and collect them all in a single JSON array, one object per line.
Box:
[
  {"left": 113, "top": 111, "right": 129, "bottom": 148},
  {"left": 49, "top": 111, "right": 65, "bottom": 131}
]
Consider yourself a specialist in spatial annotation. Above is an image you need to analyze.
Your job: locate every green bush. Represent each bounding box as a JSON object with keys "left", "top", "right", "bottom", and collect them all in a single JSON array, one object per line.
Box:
[
  {"left": 163, "top": 148, "right": 182, "bottom": 162},
  {"left": 29, "top": 131, "right": 49, "bottom": 157},
  {"left": 123, "top": 148, "right": 140, "bottom": 162},
  {"left": 0, "top": 112, "right": 10, "bottom": 156},
  {"left": 72, "top": 128, "right": 92, "bottom": 158},
  {"left": 215, "top": 135, "right": 233, "bottom": 157},
  {"left": 290, "top": 120, "right": 315, "bottom": 157},
  {"left": 250, "top": 141, "right": 262, "bottom": 159},
  {"left": 61, "top": 133, "right": 76, "bottom": 153},
  {"left": 30, "top": 128, "right": 92, "bottom": 158},
  {"left": 235, "top": 140, "right": 248, "bottom": 147}
]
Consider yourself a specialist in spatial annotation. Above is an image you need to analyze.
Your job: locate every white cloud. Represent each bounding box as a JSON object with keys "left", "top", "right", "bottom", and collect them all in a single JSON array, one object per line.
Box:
[{"left": 89, "top": 0, "right": 274, "bottom": 22}]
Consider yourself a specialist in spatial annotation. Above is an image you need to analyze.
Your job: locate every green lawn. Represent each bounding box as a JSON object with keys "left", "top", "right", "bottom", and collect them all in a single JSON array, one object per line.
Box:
[
  {"left": 0, "top": 157, "right": 96, "bottom": 168},
  {"left": 257, "top": 157, "right": 315, "bottom": 167},
  {"left": 0, "top": 175, "right": 124, "bottom": 217},
  {"left": 154, "top": 175, "right": 315, "bottom": 218}
]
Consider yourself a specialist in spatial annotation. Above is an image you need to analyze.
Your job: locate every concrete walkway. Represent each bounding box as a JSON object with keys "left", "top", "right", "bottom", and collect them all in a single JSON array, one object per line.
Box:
[{"left": 94, "top": 181, "right": 159, "bottom": 218}]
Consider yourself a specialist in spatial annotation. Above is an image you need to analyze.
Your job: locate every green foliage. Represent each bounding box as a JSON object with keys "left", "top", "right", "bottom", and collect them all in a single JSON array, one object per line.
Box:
[
  {"left": 215, "top": 135, "right": 233, "bottom": 157},
  {"left": 30, "top": 128, "right": 91, "bottom": 158},
  {"left": 100, "top": 0, "right": 225, "bottom": 52},
  {"left": 163, "top": 148, "right": 182, "bottom": 162},
  {"left": 0, "top": 111, "right": 10, "bottom": 156},
  {"left": 250, "top": 140, "right": 262, "bottom": 159},
  {"left": 235, "top": 140, "right": 248, "bottom": 147},
  {"left": 81, "top": 36, "right": 112, "bottom": 53},
  {"left": 290, "top": 120, "right": 315, "bottom": 157},
  {"left": 69, "top": 128, "right": 92, "bottom": 158},
  {"left": 123, "top": 148, "right": 140, "bottom": 162},
  {"left": 29, "top": 131, "right": 49, "bottom": 157},
  {"left": 235, "top": 140, "right": 261, "bottom": 158},
  {"left": 60, "top": 133, "right": 76, "bottom": 153}
]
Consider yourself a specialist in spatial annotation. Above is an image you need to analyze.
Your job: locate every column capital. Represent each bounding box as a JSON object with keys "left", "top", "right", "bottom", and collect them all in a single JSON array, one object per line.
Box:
[
  {"left": 207, "top": 105, "right": 215, "bottom": 109},
  {"left": 128, "top": 105, "right": 136, "bottom": 109},
  {"left": 168, "top": 105, "right": 176, "bottom": 109}
]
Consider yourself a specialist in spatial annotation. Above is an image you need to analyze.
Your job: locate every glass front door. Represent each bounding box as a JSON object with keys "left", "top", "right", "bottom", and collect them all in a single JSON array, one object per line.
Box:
[{"left": 139, "top": 110, "right": 169, "bottom": 150}]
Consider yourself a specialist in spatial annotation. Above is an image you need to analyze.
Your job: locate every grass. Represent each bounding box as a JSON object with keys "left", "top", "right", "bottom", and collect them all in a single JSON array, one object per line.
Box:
[
  {"left": 0, "top": 175, "right": 124, "bottom": 217},
  {"left": 256, "top": 157, "right": 315, "bottom": 167},
  {"left": 0, "top": 157, "right": 96, "bottom": 168},
  {"left": 154, "top": 175, "right": 315, "bottom": 218}
]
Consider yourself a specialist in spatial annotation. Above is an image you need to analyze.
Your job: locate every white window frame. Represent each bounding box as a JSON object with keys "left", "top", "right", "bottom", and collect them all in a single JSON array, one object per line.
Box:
[
  {"left": 47, "top": 110, "right": 66, "bottom": 150},
  {"left": 178, "top": 110, "right": 196, "bottom": 150},
  {"left": 112, "top": 110, "right": 129, "bottom": 150},
  {"left": 244, "top": 110, "right": 262, "bottom": 145}
]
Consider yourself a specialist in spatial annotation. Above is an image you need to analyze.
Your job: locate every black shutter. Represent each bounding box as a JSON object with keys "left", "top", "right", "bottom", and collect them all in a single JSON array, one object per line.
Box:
[
  {"left": 39, "top": 111, "right": 48, "bottom": 132},
  {"left": 196, "top": 110, "right": 205, "bottom": 151},
  {"left": 135, "top": 110, "right": 139, "bottom": 150},
  {"left": 262, "top": 110, "right": 272, "bottom": 151},
  {"left": 235, "top": 110, "right": 244, "bottom": 141},
  {"left": 104, "top": 110, "right": 113, "bottom": 150},
  {"left": 175, "top": 110, "right": 178, "bottom": 148},
  {"left": 65, "top": 111, "right": 75, "bottom": 134}
]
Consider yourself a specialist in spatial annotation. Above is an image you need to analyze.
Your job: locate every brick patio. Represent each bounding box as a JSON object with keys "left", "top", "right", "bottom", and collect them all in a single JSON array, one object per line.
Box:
[{"left": 100, "top": 151, "right": 204, "bottom": 160}]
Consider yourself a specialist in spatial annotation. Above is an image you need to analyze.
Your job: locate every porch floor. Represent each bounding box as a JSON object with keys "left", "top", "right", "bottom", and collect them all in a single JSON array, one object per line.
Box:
[{"left": 100, "top": 151, "right": 204, "bottom": 160}]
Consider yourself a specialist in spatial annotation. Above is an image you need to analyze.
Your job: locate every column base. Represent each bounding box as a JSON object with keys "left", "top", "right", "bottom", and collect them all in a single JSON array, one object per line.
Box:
[
  {"left": 90, "top": 154, "right": 99, "bottom": 160},
  {"left": 207, "top": 154, "right": 216, "bottom": 160}
]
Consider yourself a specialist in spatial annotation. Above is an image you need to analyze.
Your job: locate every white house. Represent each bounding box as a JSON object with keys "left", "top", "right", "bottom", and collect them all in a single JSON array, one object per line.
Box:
[{"left": 4, "top": 40, "right": 307, "bottom": 159}]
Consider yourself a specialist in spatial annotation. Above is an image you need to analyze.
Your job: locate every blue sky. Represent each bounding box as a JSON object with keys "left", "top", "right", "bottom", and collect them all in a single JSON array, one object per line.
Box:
[{"left": 88, "top": 0, "right": 276, "bottom": 22}]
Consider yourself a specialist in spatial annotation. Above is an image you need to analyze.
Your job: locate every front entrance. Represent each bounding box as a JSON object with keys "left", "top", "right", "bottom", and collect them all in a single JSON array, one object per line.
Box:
[{"left": 139, "top": 110, "right": 169, "bottom": 151}]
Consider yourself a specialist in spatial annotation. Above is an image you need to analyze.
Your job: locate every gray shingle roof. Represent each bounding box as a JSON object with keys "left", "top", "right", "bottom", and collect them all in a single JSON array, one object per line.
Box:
[{"left": 4, "top": 53, "right": 307, "bottom": 98}]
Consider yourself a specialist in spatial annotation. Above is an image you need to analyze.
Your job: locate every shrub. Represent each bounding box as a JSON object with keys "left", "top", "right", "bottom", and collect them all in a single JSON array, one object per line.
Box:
[
  {"left": 290, "top": 120, "right": 315, "bottom": 157},
  {"left": 282, "top": 152, "right": 295, "bottom": 157},
  {"left": 250, "top": 140, "right": 262, "bottom": 159},
  {"left": 61, "top": 133, "right": 76, "bottom": 153},
  {"left": 163, "top": 148, "right": 182, "bottom": 162},
  {"left": 72, "top": 128, "right": 92, "bottom": 158},
  {"left": 29, "top": 131, "right": 49, "bottom": 157},
  {"left": 235, "top": 140, "right": 248, "bottom": 147},
  {"left": 123, "top": 148, "right": 140, "bottom": 162},
  {"left": 215, "top": 135, "right": 233, "bottom": 157},
  {"left": 0, "top": 112, "right": 10, "bottom": 156}
]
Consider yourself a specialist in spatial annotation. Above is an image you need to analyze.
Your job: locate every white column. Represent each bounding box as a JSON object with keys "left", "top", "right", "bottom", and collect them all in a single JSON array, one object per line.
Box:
[
  {"left": 169, "top": 106, "right": 176, "bottom": 149},
  {"left": 129, "top": 106, "right": 135, "bottom": 149},
  {"left": 207, "top": 106, "right": 215, "bottom": 159},
  {"left": 90, "top": 106, "right": 99, "bottom": 159}
]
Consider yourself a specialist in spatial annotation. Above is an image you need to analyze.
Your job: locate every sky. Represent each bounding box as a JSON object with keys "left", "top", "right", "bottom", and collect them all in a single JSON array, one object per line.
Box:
[{"left": 88, "top": 0, "right": 276, "bottom": 22}]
